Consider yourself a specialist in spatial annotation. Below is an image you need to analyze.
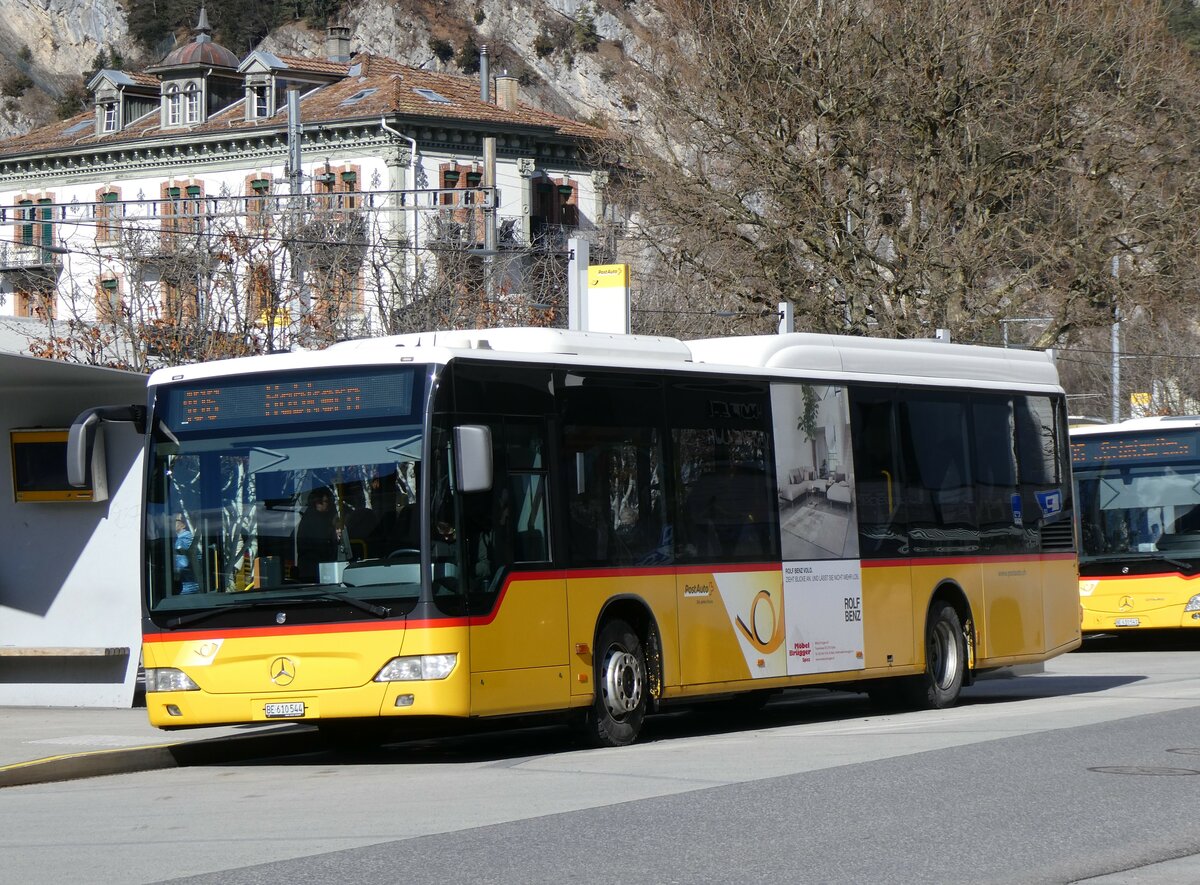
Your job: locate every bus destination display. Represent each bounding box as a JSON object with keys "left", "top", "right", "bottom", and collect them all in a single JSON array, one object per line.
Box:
[
  {"left": 1071, "top": 432, "right": 1200, "bottom": 467},
  {"left": 164, "top": 370, "right": 417, "bottom": 432}
]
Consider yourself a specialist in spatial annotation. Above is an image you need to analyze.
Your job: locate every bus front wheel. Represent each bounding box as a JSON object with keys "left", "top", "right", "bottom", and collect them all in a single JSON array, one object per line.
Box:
[
  {"left": 904, "top": 600, "right": 967, "bottom": 709},
  {"left": 583, "top": 618, "right": 647, "bottom": 747}
]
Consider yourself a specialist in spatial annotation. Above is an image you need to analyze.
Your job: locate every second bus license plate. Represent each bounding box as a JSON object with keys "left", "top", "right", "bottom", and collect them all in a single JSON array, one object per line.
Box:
[{"left": 1114, "top": 618, "right": 1140, "bottom": 627}]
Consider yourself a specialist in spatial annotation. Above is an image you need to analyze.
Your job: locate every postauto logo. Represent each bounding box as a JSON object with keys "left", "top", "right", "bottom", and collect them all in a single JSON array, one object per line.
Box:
[{"left": 735, "top": 589, "right": 785, "bottom": 654}]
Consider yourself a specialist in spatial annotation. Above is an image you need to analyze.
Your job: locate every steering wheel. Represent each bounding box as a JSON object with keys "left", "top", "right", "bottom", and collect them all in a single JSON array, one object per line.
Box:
[{"left": 388, "top": 548, "right": 421, "bottom": 559}]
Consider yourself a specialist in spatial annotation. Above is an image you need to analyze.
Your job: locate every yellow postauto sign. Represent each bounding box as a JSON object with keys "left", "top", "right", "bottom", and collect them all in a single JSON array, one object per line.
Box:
[{"left": 587, "top": 264, "right": 629, "bottom": 289}]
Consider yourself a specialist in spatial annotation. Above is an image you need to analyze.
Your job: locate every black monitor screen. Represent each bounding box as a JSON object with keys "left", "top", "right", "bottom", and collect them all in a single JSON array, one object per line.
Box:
[{"left": 1071, "top": 431, "right": 1200, "bottom": 467}]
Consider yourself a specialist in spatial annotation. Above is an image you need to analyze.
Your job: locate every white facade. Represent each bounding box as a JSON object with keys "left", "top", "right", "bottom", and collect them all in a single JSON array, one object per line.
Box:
[{"left": 0, "top": 27, "right": 609, "bottom": 354}]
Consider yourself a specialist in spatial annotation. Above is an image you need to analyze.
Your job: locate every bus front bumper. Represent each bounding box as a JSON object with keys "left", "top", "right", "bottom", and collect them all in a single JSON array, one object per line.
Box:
[
  {"left": 146, "top": 674, "right": 472, "bottom": 729},
  {"left": 1081, "top": 605, "right": 1200, "bottom": 632}
]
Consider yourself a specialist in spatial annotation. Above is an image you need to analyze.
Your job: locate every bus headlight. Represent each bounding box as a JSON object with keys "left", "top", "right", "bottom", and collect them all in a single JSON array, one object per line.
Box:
[
  {"left": 374, "top": 654, "right": 457, "bottom": 682},
  {"left": 145, "top": 668, "right": 200, "bottom": 692},
  {"left": 1184, "top": 595, "right": 1200, "bottom": 612}
]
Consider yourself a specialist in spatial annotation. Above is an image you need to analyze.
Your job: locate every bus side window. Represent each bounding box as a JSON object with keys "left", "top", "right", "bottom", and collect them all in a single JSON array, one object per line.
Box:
[
  {"left": 1015, "top": 395, "right": 1072, "bottom": 552},
  {"left": 849, "top": 390, "right": 906, "bottom": 558},
  {"left": 971, "top": 395, "right": 1022, "bottom": 555},
  {"left": 899, "top": 395, "right": 978, "bottom": 555},
  {"left": 668, "top": 378, "right": 775, "bottom": 564},
  {"left": 559, "top": 372, "right": 668, "bottom": 568}
]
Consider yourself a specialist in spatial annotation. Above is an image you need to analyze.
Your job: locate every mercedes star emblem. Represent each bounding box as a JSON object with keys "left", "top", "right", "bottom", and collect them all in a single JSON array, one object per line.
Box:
[{"left": 270, "top": 656, "right": 296, "bottom": 686}]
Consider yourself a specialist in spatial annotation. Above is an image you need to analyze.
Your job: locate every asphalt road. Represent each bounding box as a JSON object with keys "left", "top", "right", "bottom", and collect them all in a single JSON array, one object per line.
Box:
[{"left": 5, "top": 634, "right": 1200, "bottom": 885}]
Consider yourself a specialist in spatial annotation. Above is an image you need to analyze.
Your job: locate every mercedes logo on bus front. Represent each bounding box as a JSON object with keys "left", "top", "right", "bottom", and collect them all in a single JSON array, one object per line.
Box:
[
  {"left": 270, "top": 657, "right": 296, "bottom": 686},
  {"left": 1118, "top": 596, "right": 1134, "bottom": 612}
]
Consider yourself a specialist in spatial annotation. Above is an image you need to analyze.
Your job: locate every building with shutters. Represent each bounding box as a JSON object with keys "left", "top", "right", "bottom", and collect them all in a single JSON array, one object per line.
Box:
[{"left": 0, "top": 8, "right": 612, "bottom": 363}]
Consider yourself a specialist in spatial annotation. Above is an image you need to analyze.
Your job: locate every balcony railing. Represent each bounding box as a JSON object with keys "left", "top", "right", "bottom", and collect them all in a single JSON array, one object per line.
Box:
[{"left": 0, "top": 242, "right": 63, "bottom": 273}]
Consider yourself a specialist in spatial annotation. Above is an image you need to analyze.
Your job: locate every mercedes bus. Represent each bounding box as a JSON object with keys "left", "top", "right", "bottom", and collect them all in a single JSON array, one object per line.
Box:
[
  {"left": 70, "top": 327, "right": 1081, "bottom": 746},
  {"left": 1072, "top": 416, "right": 1200, "bottom": 632}
]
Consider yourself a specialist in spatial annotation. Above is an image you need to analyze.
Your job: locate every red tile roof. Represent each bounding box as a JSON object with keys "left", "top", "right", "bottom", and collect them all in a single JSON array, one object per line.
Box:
[
  {"left": 124, "top": 72, "right": 161, "bottom": 89},
  {"left": 0, "top": 52, "right": 606, "bottom": 159},
  {"left": 270, "top": 55, "right": 351, "bottom": 77}
]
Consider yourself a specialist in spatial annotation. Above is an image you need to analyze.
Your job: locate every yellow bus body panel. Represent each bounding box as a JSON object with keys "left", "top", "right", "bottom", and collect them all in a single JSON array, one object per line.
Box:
[
  {"left": 143, "top": 624, "right": 472, "bottom": 728},
  {"left": 1080, "top": 573, "right": 1200, "bottom": 631},
  {"left": 859, "top": 562, "right": 915, "bottom": 669},
  {"left": 675, "top": 569, "right": 767, "bottom": 685},
  {"left": 469, "top": 575, "right": 571, "bottom": 715},
  {"left": 1043, "top": 557, "right": 1083, "bottom": 650},
  {"left": 566, "top": 572, "right": 679, "bottom": 697},
  {"left": 142, "top": 552, "right": 1080, "bottom": 730}
]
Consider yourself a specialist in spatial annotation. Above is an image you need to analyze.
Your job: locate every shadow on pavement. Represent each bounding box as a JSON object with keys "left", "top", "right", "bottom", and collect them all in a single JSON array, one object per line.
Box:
[{"left": 1075, "top": 631, "right": 1200, "bottom": 653}]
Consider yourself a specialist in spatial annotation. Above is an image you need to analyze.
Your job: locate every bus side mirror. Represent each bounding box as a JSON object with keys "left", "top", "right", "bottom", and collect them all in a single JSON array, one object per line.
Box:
[
  {"left": 454, "top": 425, "right": 493, "bottom": 493},
  {"left": 67, "top": 411, "right": 102, "bottom": 489},
  {"left": 67, "top": 404, "right": 146, "bottom": 488}
]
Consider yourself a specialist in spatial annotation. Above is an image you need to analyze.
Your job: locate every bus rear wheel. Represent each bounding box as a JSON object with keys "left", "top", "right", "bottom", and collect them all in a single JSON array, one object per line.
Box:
[
  {"left": 903, "top": 600, "right": 967, "bottom": 709},
  {"left": 583, "top": 618, "right": 647, "bottom": 748}
]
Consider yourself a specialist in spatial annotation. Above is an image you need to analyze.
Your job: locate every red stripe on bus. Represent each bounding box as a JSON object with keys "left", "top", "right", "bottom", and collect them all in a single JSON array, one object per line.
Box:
[
  {"left": 143, "top": 617, "right": 467, "bottom": 644},
  {"left": 145, "top": 553, "right": 1075, "bottom": 642}
]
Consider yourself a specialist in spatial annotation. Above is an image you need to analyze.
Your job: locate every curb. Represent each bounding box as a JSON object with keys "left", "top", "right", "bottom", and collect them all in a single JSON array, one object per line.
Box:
[{"left": 0, "top": 727, "right": 321, "bottom": 789}]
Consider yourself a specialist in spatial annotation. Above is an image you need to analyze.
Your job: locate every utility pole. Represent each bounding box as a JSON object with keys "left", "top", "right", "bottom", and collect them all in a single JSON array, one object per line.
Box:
[
  {"left": 286, "top": 87, "right": 308, "bottom": 343},
  {"left": 1111, "top": 255, "right": 1121, "bottom": 423},
  {"left": 568, "top": 237, "right": 589, "bottom": 330}
]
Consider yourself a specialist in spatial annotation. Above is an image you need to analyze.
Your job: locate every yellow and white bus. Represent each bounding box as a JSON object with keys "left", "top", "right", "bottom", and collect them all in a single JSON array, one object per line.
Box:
[
  {"left": 1072, "top": 416, "right": 1200, "bottom": 632},
  {"left": 72, "top": 328, "right": 1081, "bottom": 746}
]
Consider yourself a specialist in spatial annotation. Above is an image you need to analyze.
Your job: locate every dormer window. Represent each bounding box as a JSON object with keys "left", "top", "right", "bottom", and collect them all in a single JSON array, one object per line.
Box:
[
  {"left": 101, "top": 102, "right": 118, "bottom": 133},
  {"left": 185, "top": 83, "right": 201, "bottom": 123},
  {"left": 166, "top": 84, "right": 181, "bottom": 126},
  {"left": 254, "top": 85, "right": 269, "bottom": 118}
]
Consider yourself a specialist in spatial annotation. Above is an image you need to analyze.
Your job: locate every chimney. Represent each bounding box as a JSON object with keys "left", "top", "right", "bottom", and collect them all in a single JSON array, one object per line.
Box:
[
  {"left": 326, "top": 26, "right": 351, "bottom": 63},
  {"left": 479, "top": 44, "right": 490, "bottom": 103},
  {"left": 495, "top": 74, "right": 519, "bottom": 110}
]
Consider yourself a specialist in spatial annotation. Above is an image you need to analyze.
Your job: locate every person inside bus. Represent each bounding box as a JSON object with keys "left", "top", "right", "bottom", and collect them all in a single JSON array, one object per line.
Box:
[
  {"left": 340, "top": 481, "right": 376, "bottom": 560},
  {"left": 296, "top": 486, "right": 351, "bottom": 582},
  {"left": 363, "top": 473, "right": 415, "bottom": 556},
  {"left": 174, "top": 515, "right": 200, "bottom": 595}
]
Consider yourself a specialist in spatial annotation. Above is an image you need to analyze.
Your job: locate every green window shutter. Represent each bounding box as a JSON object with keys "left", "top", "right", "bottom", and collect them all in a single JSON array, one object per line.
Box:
[{"left": 17, "top": 200, "right": 32, "bottom": 245}]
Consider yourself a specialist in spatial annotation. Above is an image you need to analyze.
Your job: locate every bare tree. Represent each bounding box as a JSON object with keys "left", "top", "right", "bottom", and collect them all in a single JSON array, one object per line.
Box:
[
  {"left": 610, "top": 0, "right": 1200, "bottom": 348},
  {"left": 26, "top": 185, "right": 573, "bottom": 370}
]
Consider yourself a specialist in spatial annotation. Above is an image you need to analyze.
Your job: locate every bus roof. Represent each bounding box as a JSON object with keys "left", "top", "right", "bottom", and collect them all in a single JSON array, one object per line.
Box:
[
  {"left": 148, "top": 327, "right": 1061, "bottom": 390},
  {"left": 1070, "top": 415, "right": 1200, "bottom": 437},
  {"left": 685, "top": 332, "right": 1059, "bottom": 387}
]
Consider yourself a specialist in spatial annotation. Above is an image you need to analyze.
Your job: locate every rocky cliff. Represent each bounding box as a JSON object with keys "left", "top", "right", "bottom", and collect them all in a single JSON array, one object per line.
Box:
[{"left": 0, "top": 0, "right": 650, "bottom": 140}]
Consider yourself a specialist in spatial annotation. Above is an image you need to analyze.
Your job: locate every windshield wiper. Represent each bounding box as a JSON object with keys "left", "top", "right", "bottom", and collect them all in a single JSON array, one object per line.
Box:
[
  {"left": 308, "top": 592, "right": 391, "bottom": 619},
  {"left": 163, "top": 593, "right": 390, "bottom": 629},
  {"left": 166, "top": 603, "right": 257, "bottom": 629}
]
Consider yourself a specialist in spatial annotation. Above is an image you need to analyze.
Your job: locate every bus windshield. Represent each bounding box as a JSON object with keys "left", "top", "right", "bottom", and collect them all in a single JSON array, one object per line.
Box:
[
  {"left": 145, "top": 366, "right": 436, "bottom": 614},
  {"left": 1076, "top": 462, "right": 1200, "bottom": 561}
]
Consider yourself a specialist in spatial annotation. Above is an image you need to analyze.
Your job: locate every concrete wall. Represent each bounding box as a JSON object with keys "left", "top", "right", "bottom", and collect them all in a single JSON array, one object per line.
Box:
[{"left": 0, "top": 354, "right": 146, "bottom": 706}]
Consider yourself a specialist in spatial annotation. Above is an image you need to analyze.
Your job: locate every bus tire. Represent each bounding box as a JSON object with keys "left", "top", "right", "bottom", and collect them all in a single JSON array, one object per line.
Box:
[
  {"left": 904, "top": 600, "right": 967, "bottom": 709},
  {"left": 584, "top": 618, "right": 647, "bottom": 747}
]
